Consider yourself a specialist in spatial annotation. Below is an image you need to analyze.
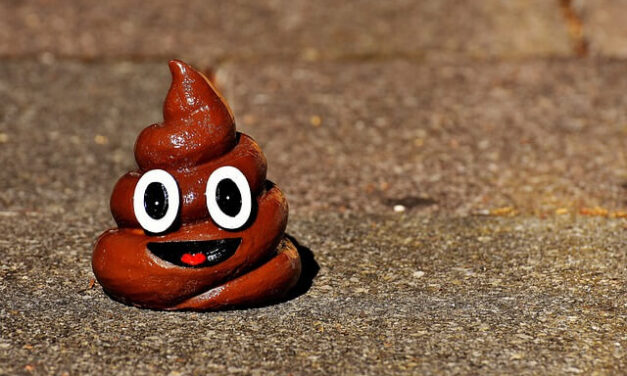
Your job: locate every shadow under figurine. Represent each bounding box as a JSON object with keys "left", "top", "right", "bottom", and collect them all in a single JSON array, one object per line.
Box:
[{"left": 92, "top": 60, "right": 301, "bottom": 311}]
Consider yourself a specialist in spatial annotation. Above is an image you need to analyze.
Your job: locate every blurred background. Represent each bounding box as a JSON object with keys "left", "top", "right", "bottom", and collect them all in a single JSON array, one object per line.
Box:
[
  {"left": 0, "top": 0, "right": 624, "bottom": 218},
  {"left": 0, "top": 1, "right": 625, "bottom": 375}
]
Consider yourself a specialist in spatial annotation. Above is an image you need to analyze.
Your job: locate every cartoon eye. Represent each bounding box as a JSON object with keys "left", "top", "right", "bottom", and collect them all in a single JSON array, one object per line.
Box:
[
  {"left": 205, "top": 166, "right": 252, "bottom": 230},
  {"left": 133, "top": 169, "right": 180, "bottom": 234}
]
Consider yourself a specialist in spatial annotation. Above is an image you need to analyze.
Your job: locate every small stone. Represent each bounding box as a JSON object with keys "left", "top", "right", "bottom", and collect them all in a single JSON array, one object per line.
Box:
[
  {"left": 509, "top": 352, "right": 524, "bottom": 360},
  {"left": 242, "top": 114, "right": 256, "bottom": 126},
  {"left": 310, "top": 115, "right": 322, "bottom": 127},
  {"left": 563, "top": 366, "right": 582, "bottom": 374},
  {"left": 301, "top": 48, "right": 320, "bottom": 61},
  {"left": 94, "top": 135, "right": 109, "bottom": 145},
  {"left": 413, "top": 271, "right": 425, "bottom": 278},
  {"left": 394, "top": 205, "right": 406, "bottom": 213}
]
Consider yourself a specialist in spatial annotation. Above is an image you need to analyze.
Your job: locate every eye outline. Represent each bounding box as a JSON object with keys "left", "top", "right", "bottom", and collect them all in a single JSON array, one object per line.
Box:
[
  {"left": 133, "top": 169, "right": 180, "bottom": 234},
  {"left": 205, "top": 166, "right": 252, "bottom": 230}
]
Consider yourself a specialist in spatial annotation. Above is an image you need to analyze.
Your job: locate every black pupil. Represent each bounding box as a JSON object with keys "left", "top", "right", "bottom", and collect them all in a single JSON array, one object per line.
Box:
[
  {"left": 216, "top": 179, "right": 242, "bottom": 217},
  {"left": 144, "top": 182, "right": 169, "bottom": 219}
]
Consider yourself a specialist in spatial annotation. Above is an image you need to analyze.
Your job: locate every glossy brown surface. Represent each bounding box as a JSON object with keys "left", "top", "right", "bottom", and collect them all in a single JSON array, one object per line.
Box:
[
  {"left": 134, "top": 60, "right": 236, "bottom": 170},
  {"left": 171, "top": 237, "right": 301, "bottom": 311},
  {"left": 110, "top": 133, "right": 267, "bottom": 228},
  {"left": 92, "top": 60, "right": 301, "bottom": 310}
]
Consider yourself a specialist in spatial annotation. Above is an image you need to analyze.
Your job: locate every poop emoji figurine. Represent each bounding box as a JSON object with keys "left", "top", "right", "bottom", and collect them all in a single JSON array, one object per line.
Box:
[{"left": 92, "top": 60, "right": 301, "bottom": 310}]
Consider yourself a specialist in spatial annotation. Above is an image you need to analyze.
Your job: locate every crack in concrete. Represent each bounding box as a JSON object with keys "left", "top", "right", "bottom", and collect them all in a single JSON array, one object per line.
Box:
[{"left": 559, "top": 0, "right": 589, "bottom": 57}]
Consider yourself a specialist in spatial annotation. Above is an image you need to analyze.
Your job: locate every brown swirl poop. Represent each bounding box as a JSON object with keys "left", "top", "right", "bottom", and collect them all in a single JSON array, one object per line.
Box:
[{"left": 92, "top": 60, "right": 301, "bottom": 310}]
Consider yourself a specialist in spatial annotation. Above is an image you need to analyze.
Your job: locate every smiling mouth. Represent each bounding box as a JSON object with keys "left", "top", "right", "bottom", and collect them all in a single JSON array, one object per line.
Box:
[{"left": 147, "top": 238, "right": 241, "bottom": 268}]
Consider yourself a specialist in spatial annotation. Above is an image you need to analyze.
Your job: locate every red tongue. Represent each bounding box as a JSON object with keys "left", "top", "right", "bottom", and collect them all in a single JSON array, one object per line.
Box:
[{"left": 181, "top": 253, "right": 207, "bottom": 266}]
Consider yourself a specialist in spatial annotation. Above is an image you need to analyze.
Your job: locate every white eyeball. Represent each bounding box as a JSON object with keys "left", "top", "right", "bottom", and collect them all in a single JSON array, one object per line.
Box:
[
  {"left": 133, "top": 169, "right": 180, "bottom": 234},
  {"left": 205, "top": 166, "right": 252, "bottom": 230}
]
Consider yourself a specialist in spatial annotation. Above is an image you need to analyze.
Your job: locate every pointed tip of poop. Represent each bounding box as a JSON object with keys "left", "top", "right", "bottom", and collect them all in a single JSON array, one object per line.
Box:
[
  {"left": 163, "top": 59, "right": 233, "bottom": 124},
  {"left": 167, "top": 59, "right": 189, "bottom": 77},
  {"left": 134, "top": 60, "right": 237, "bottom": 170}
]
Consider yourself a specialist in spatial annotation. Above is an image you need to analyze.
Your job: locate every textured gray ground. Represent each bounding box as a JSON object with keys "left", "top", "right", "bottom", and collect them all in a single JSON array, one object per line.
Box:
[
  {"left": 0, "top": 213, "right": 624, "bottom": 375},
  {"left": 0, "top": 1, "right": 626, "bottom": 375}
]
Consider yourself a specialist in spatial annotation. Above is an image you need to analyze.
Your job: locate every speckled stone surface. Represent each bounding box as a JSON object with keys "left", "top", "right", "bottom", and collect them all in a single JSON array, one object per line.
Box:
[
  {"left": 1, "top": 61, "right": 623, "bottom": 218},
  {"left": 216, "top": 60, "right": 626, "bottom": 216},
  {"left": 0, "top": 59, "right": 625, "bottom": 375},
  {"left": 1, "top": 1, "right": 626, "bottom": 374},
  {"left": 0, "top": 212, "right": 625, "bottom": 375}
]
